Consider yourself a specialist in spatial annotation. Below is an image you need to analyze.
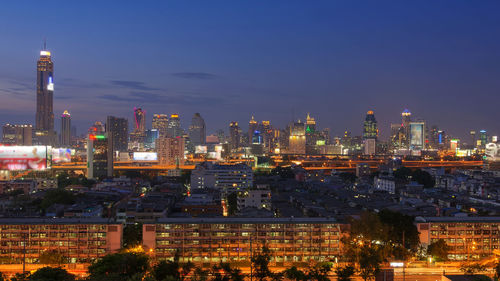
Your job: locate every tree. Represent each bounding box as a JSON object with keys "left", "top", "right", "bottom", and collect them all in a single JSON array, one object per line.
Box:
[
  {"left": 494, "top": 261, "right": 500, "bottom": 281},
  {"left": 28, "top": 266, "right": 75, "bottom": 281},
  {"left": 411, "top": 169, "right": 435, "bottom": 188},
  {"left": 39, "top": 250, "right": 67, "bottom": 265},
  {"left": 270, "top": 166, "right": 295, "bottom": 179},
  {"left": 358, "top": 246, "right": 382, "bottom": 281},
  {"left": 226, "top": 192, "right": 238, "bottom": 216},
  {"left": 349, "top": 212, "right": 388, "bottom": 244},
  {"left": 211, "top": 263, "right": 245, "bottom": 281},
  {"left": 151, "top": 254, "right": 194, "bottom": 281},
  {"left": 252, "top": 246, "right": 274, "bottom": 281},
  {"left": 427, "top": 239, "right": 450, "bottom": 261},
  {"left": 123, "top": 223, "right": 143, "bottom": 249},
  {"left": 394, "top": 167, "right": 412, "bottom": 181},
  {"left": 335, "top": 265, "right": 355, "bottom": 281},
  {"left": 459, "top": 263, "right": 486, "bottom": 275},
  {"left": 40, "top": 189, "right": 76, "bottom": 210},
  {"left": 87, "top": 252, "right": 149, "bottom": 281},
  {"left": 10, "top": 273, "right": 30, "bottom": 281},
  {"left": 306, "top": 262, "right": 332, "bottom": 281},
  {"left": 191, "top": 267, "right": 210, "bottom": 281},
  {"left": 339, "top": 173, "right": 357, "bottom": 184},
  {"left": 378, "top": 210, "right": 419, "bottom": 257},
  {"left": 284, "top": 267, "right": 307, "bottom": 281},
  {"left": 0, "top": 272, "right": 5, "bottom": 281}
]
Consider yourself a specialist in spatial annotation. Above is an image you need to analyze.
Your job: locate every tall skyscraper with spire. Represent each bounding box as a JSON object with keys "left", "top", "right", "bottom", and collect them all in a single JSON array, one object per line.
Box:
[{"left": 35, "top": 44, "right": 56, "bottom": 145}]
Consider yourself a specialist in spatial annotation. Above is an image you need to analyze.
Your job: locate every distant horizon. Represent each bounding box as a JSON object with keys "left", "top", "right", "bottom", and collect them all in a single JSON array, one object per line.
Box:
[{"left": 1, "top": 1, "right": 499, "bottom": 141}]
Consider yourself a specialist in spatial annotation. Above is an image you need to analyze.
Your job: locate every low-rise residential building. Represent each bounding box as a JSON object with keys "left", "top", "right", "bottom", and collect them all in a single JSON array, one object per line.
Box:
[
  {"left": 143, "top": 217, "right": 345, "bottom": 267},
  {"left": 237, "top": 185, "right": 271, "bottom": 211}
]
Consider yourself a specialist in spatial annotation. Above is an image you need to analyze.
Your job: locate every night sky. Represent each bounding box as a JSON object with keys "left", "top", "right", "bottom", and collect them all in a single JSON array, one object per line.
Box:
[{"left": 1, "top": 1, "right": 499, "bottom": 141}]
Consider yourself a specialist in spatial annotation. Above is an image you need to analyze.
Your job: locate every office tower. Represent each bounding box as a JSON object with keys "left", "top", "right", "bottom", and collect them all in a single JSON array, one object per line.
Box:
[
  {"left": 189, "top": 113, "right": 206, "bottom": 147},
  {"left": 35, "top": 46, "right": 56, "bottom": 145},
  {"left": 216, "top": 129, "right": 225, "bottom": 143},
  {"left": 479, "top": 130, "right": 487, "bottom": 147},
  {"left": 470, "top": 131, "right": 476, "bottom": 147},
  {"left": 87, "top": 133, "right": 113, "bottom": 179},
  {"left": 167, "top": 114, "right": 182, "bottom": 138},
  {"left": 156, "top": 137, "right": 185, "bottom": 166},
  {"left": 89, "top": 121, "right": 106, "bottom": 134},
  {"left": 144, "top": 129, "right": 160, "bottom": 149},
  {"left": 259, "top": 120, "right": 273, "bottom": 150},
  {"left": 229, "top": 122, "right": 240, "bottom": 150},
  {"left": 362, "top": 110, "right": 378, "bottom": 140},
  {"left": 133, "top": 107, "right": 146, "bottom": 133},
  {"left": 401, "top": 109, "right": 412, "bottom": 148},
  {"left": 248, "top": 116, "right": 258, "bottom": 146},
  {"left": 363, "top": 139, "right": 376, "bottom": 155},
  {"left": 106, "top": 116, "right": 129, "bottom": 152},
  {"left": 190, "top": 162, "right": 253, "bottom": 191},
  {"left": 152, "top": 114, "right": 169, "bottom": 137},
  {"left": 2, "top": 124, "right": 32, "bottom": 145},
  {"left": 409, "top": 121, "right": 425, "bottom": 150},
  {"left": 60, "top": 110, "right": 71, "bottom": 146},
  {"left": 288, "top": 120, "right": 306, "bottom": 154}
]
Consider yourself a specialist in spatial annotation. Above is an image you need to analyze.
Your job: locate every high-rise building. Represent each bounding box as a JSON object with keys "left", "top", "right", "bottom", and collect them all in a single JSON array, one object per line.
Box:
[
  {"left": 470, "top": 130, "right": 476, "bottom": 147},
  {"left": 229, "top": 122, "right": 240, "bottom": 151},
  {"left": 189, "top": 113, "right": 206, "bottom": 147},
  {"left": 133, "top": 107, "right": 146, "bottom": 133},
  {"left": 216, "top": 129, "right": 225, "bottom": 143},
  {"left": 87, "top": 133, "right": 113, "bottom": 179},
  {"left": 167, "top": 114, "right": 182, "bottom": 138},
  {"left": 145, "top": 129, "right": 160, "bottom": 149},
  {"left": 479, "top": 130, "right": 488, "bottom": 148},
  {"left": 288, "top": 120, "right": 306, "bottom": 154},
  {"left": 152, "top": 114, "right": 169, "bottom": 137},
  {"left": 156, "top": 137, "right": 185, "bottom": 166},
  {"left": 248, "top": 116, "right": 258, "bottom": 146},
  {"left": 60, "top": 110, "right": 71, "bottom": 146},
  {"left": 401, "top": 109, "right": 412, "bottom": 148},
  {"left": 409, "top": 121, "right": 425, "bottom": 150},
  {"left": 89, "top": 121, "right": 106, "bottom": 134},
  {"left": 362, "top": 110, "right": 378, "bottom": 140},
  {"left": 106, "top": 116, "right": 129, "bottom": 152},
  {"left": 2, "top": 124, "right": 32, "bottom": 145},
  {"left": 35, "top": 47, "right": 56, "bottom": 145}
]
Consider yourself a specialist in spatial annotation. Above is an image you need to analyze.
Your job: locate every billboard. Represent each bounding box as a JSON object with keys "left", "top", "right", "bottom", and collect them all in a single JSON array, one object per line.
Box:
[
  {"left": 410, "top": 122, "right": 424, "bottom": 149},
  {"left": 52, "top": 148, "right": 72, "bottom": 163},
  {"left": 485, "top": 143, "right": 500, "bottom": 162},
  {"left": 133, "top": 152, "right": 158, "bottom": 161},
  {"left": 195, "top": 145, "right": 208, "bottom": 154},
  {"left": 0, "top": 146, "right": 50, "bottom": 171}
]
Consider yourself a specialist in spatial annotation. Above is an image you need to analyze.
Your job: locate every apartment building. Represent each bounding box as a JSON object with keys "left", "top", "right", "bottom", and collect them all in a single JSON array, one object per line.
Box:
[{"left": 143, "top": 217, "right": 345, "bottom": 267}]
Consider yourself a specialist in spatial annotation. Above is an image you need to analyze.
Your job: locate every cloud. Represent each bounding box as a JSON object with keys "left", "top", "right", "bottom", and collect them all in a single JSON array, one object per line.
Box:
[
  {"left": 97, "top": 90, "right": 224, "bottom": 106},
  {"left": 110, "top": 80, "right": 159, "bottom": 91},
  {"left": 171, "top": 72, "right": 217, "bottom": 80}
]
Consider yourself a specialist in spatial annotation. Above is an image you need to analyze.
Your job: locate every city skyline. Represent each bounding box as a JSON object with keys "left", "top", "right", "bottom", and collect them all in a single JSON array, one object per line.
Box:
[{"left": 0, "top": 1, "right": 499, "bottom": 140}]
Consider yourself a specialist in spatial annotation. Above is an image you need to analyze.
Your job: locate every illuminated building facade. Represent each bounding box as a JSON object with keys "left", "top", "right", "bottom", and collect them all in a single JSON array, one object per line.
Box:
[
  {"left": 133, "top": 107, "right": 146, "bottom": 133},
  {"left": 229, "top": 122, "right": 240, "bottom": 151},
  {"left": 479, "top": 130, "right": 488, "bottom": 148},
  {"left": 60, "top": 110, "right": 71, "bottom": 146},
  {"left": 288, "top": 121, "right": 305, "bottom": 154},
  {"left": 106, "top": 116, "right": 128, "bottom": 152},
  {"left": 2, "top": 124, "right": 32, "bottom": 145},
  {"left": 143, "top": 218, "right": 344, "bottom": 266},
  {"left": 362, "top": 111, "right": 378, "bottom": 140},
  {"left": 190, "top": 162, "right": 253, "bottom": 192},
  {"left": 35, "top": 48, "right": 56, "bottom": 145},
  {"left": 189, "top": 113, "right": 206, "bottom": 147},
  {"left": 156, "top": 137, "right": 185, "bottom": 166},
  {"left": 409, "top": 121, "right": 425, "bottom": 151},
  {"left": 152, "top": 114, "right": 169, "bottom": 137},
  {"left": 417, "top": 217, "right": 500, "bottom": 260},
  {"left": 167, "top": 114, "right": 182, "bottom": 138},
  {"left": 0, "top": 218, "right": 122, "bottom": 264},
  {"left": 248, "top": 116, "right": 258, "bottom": 146},
  {"left": 87, "top": 133, "right": 113, "bottom": 179}
]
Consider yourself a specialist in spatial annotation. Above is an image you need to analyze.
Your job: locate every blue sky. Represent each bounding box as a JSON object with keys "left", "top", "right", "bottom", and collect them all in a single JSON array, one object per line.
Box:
[{"left": 0, "top": 1, "right": 499, "bottom": 140}]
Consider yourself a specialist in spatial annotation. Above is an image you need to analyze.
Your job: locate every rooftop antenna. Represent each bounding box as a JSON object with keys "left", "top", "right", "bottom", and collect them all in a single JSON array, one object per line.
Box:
[{"left": 43, "top": 38, "right": 47, "bottom": 50}]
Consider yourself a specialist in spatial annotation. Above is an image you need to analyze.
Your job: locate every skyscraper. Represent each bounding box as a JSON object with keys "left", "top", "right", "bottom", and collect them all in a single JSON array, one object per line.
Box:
[
  {"left": 133, "top": 107, "right": 146, "bottom": 133},
  {"left": 60, "top": 110, "right": 71, "bottom": 146},
  {"left": 106, "top": 116, "right": 129, "bottom": 152},
  {"left": 248, "top": 116, "right": 258, "bottom": 145},
  {"left": 35, "top": 46, "right": 56, "bottom": 145},
  {"left": 362, "top": 110, "right": 378, "bottom": 140},
  {"left": 87, "top": 133, "right": 113, "bottom": 179},
  {"left": 152, "top": 114, "right": 169, "bottom": 137},
  {"left": 167, "top": 114, "right": 182, "bottom": 138},
  {"left": 156, "top": 137, "right": 185, "bottom": 166},
  {"left": 189, "top": 113, "right": 206, "bottom": 147},
  {"left": 229, "top": 122, "right": 240, "bottom": 151},
  {"left": 288, "top": 120, "right": 306, "bottom": 154}
]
